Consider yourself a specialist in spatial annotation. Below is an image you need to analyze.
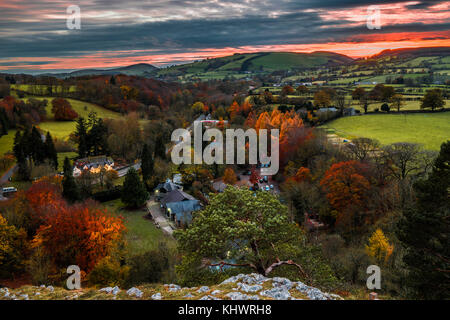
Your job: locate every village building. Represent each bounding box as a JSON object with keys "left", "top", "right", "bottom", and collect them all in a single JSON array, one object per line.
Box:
[
  {"left": 160, "top": 189, "right": 201, "bottom": 228},
  {"left": 72, "top": 156, "right": 114, "bottom": 177}
]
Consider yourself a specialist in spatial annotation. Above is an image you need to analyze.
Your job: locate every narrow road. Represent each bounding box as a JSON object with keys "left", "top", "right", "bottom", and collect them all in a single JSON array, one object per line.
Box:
[
  {"left": 146, "top": 198, "right": 175, "bottom": 236},
  {"left": 116, "top": 162, "right": 141, "bottom": 177},
  {"left": 0, "top": 165, "right": 17, "bottom": 185}
]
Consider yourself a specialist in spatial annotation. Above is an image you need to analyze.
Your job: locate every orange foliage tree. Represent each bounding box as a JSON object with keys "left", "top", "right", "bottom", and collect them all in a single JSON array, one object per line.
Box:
[
  {"left": 223, "top": 167, "right": 237, "bottom": 185},
  {"left": 295, "top": 167, "right": 312, "bottom": 183},
  {"left": 320, "top": 160, "right": 371, "bottom": 215},
  {"left": 32, "top": 201, "right": 125, "bottom": 273},
  {"left": 51, "top": 98, "right": 78, "bottom": 121}
]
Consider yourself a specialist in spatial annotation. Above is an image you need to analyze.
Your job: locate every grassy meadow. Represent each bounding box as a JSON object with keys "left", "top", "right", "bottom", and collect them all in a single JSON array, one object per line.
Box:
[
  {"left": 103, "top": 199, "right": 176, "bottom": 255},
  {"left": 323, "top": 112, "right": 450, "bottom": 150}
]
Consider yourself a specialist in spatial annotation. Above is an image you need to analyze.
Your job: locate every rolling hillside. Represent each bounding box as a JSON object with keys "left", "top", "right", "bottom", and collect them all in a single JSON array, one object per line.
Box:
[
  {"left": 41, "top": 63, "right": 158, "bottom": 78},
  {"left": 157, "top": 51, "right": 353, "bottom": 78}
]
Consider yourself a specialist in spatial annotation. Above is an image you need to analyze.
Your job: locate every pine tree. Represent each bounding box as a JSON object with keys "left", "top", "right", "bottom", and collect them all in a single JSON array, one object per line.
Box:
[
  {"left": 141, "top": 144, "right": 154, "bottom": 182},
  {"left": 44, "top": 132, "right": 58, "bottom": 170},
  {"left": 0, "top": 107, "right": 8, "bottom": 136},
  {"left": 17, "top": 149, "right": 30, "bottom": 181},
  {"left": 397, "top": 141, "right": 450, "bottom": 299},
  {"left": 154, "top": 135, "right": 166, "bottom": 160},
  {"left": 75, "top": 117, "right": 88, "bottom": 158},
  {"left": 13, "top": 130, "right": 23, "bottom": 161},
  {"left": 30, "top": 126, "right": 45, "bottom": 164},
  {"left": 122, "top": 167, "right": 149, "bottom": 208},
  {"left": 62, "top": 157, "right": 79, "bottom": 202}
]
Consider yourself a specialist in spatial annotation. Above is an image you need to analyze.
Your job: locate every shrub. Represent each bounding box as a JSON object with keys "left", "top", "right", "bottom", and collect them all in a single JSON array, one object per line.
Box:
[
  {"left": 381, "top": 103, "right": 390, "bottom": 112},
  {"left": 125, "top": 242, "right": 177, "bottom": 287},
  {"left": 88, "top": 256, "right": 129, "bottom": 288}
]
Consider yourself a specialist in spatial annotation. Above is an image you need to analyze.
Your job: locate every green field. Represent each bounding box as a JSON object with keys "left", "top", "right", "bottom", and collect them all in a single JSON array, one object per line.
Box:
[
  {"left": 0, "top": 129, "right": 16, "bottom": 156},
  {"left": 103, "top": 199, "right": 176, "bottom": 255},
  {"left": 324, "top": 112, "right": 450, "bottom": 150},
  {"left": 23, "top": 97, "right": 121, "bottom": 121}
]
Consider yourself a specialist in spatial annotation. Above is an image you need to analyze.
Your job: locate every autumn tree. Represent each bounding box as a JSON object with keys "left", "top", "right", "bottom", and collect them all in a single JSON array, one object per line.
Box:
[
  {"left": 296, "top": 85, "right": 308, "bottom": 96},
  {"left": 320, "top": 161, "right": 371, "bottom": 231},
  {"left": 0, "top": 214, "right": 28, "bottom": 277},
  {"left": 51, "top": 98, "right": 78, "bottom": 121},
  {"left": 421, "top": 88, "right": 445, "bottom": 111},
  {"left": 249, "top": 167, "right": 260, "bottom": 185},
  {"left": 32, "top": 201, "right": 125, "bottom": 273},
  {"left": 390, "top": 93, "right": 404, "bottom": 112},
  {"left": 281, "top": 85, "right": 295, "bottom": 96},
  {"left": 223, "top": 167, "right": 237, "bottom": 185},
  {"left": 314, "top": 90, "right": 331, "bottom": 108},
  {"left": 365, "top": 228, "right": 394, "bottom": 264}
]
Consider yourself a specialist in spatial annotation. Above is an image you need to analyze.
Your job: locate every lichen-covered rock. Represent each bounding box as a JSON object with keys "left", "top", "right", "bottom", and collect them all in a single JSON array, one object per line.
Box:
[
  {"left": 196, "top": 286, "right": 210, "bottom": 293},
  {"left": 166, "top": 284, "right": 181, "bottom": 292},
  {"left": 199, "top": 295, "right": 221, "bottom": 300},
  {"left": 151, "top": 292, "right": 162, "bottom": 300},
  {"left": 271, "top": 277, "right": 293, "bottom": 290},
  {"left": 211, "top": 290, "right": 221, "bottom": 295},
  {"left": 226, "top": 292, "right": 260, "bottom": 300},
  {"left": 99, "top": 287, "right": 114, "bottom": 294},
  {"left": 259, "top": 287, "right": 291, "bottom": 300},
  {"left": 126, "top": 287, "right": 143, "bottom": 298},
  {"left": 236, "top": 282, "right": 262, "bottom": 293}
]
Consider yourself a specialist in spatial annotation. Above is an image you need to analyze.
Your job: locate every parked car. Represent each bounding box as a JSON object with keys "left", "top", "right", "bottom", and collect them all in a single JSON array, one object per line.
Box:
[
  {"left": 263, "top": 176, "right": 268, "bottom": 182},
  {"left": 259, "top": 178, "right": 264, "bottom": 183},
  {"left": 265, "top": 185, "right": 270, "bottom": 191},
  {"left": 270, "top": 184, "right": 274, "bottom": 189}
]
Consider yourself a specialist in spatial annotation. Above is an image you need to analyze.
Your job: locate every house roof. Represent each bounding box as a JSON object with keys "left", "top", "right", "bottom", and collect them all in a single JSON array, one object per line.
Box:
[
  {"left": 166, "top": 200, "right": 201, "bottom": 224},
  {"left": 155, "top": 181, "right": 182, "bottom": 193},
  {"left": 161, "top": 189, "right": 196, "bottom": 205}
]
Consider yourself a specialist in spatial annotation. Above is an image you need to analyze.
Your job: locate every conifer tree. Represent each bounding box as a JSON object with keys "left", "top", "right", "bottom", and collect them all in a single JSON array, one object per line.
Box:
[
  {"left": 397, "top": 141, "right": 450, "bottom": 299},
  {"left": 62, "top": 157, "right": 79, "bottom": 202},
  {"left": 44, "top": 131, "right": 58, "bottom": 170},
  {"left": 122, "top": 167, "right": 149, "bottom": 208},
  {"left": 141, "top": 143, "right": 154, "bottom": 182}
]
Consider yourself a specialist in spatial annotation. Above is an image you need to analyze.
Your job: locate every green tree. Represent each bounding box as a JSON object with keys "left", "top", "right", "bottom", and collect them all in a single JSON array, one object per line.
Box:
[
  {"left": 397, "top": 141, "right": 449, "bottom": 299},
  {"left": 421, "top": 89, "right": 445, "bottom": 111},
  {"left": 75, "top": 117, "right": 88, "bottom": 158},
  {"left": 0, "top": 214, "right": 28, "bottom": 278},
  {"left": 62, "top": 157, "right": 79, "bottom": 202},
  {"left": 44, "top": 132, "right": 58, "bottom": 170},
  {"left": 175, "top": 186, "right": 310, "bottom": 277},
  {"left": 141, "top": 143, "right": 154, "bottom": 182},
  {"left": 121, "top": 167, "right": 149, "bottom": 208},
  {"left": 30, "top": 126, "right": 45, "bottom": 164}
]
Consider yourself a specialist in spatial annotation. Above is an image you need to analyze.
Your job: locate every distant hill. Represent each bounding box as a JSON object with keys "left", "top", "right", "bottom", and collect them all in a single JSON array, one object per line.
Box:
[
  {"left": 42, "top": 63, "right": 158, "bottom": 78},
  {"left": 372, "top": 47, "right": 450, "bottom": 59},
  {"left": 157, "top": 51, "right": 353, "bottom": 77}
]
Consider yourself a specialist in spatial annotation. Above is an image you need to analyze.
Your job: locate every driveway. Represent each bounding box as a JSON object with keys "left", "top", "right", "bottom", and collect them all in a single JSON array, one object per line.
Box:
[{"left": 146, "top": 198, "right": 175, "bottom": 236}]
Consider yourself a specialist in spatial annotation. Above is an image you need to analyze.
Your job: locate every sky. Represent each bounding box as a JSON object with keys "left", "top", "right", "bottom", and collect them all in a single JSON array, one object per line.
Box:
[{"left": 0, "top": 0, "right": 449, "bottom": 73}]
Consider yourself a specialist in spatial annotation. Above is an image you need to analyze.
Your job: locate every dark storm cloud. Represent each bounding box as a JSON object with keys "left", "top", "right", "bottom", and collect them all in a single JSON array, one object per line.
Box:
[{"left": 0, "top": 0, "right": 448, "bottom": 69}]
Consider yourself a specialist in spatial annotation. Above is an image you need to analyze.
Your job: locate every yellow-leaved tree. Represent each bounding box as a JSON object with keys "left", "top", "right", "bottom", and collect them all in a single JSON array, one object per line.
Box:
[{"left": 365, "top": 228, "right": 394, "bottom": 264}]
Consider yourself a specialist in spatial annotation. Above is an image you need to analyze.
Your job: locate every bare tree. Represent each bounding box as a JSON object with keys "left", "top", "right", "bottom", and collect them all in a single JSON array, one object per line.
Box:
[{"left": 346, "top": 137, "right": 380, "bottom": 162}]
